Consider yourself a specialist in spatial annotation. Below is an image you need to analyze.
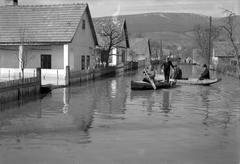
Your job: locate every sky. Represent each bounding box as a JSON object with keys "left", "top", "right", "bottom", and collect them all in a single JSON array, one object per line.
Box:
[{"left": 0, "top": 0, "right": 239, "bottom": 18}]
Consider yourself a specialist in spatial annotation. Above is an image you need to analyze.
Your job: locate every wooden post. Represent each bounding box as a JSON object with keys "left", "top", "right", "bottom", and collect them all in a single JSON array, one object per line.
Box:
[
  {"left": 65, "top": 65, "right": 70, "bottom": 86},
  {"left": 36, "top": 67, "right": 41, "bottom": 94},
  {"left": 208, "top": 16, "right": 212, "bottom": 68},
  {"left": 8, "top": 70, "right": 10, "bottom": 80},
  {"left": 36, "top": 67, "right": 41, "bottom": 85}
]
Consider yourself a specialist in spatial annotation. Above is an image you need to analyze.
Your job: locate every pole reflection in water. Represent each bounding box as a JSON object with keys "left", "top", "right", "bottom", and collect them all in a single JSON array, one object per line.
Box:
[
  {"left": 146, "top": 92, "right": 155, "bottom": 113},
  {"left": 161, "top": 90, "right": 171, "bottom": 114},
  {"left": 63, "top": 88, "right": 69, "bottom": 115}
]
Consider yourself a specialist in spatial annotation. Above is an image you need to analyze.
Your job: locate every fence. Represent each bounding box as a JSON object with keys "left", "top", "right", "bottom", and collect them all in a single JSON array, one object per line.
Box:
[
  {"left": 0, "top": 68, "right": 37, "bottom": 82},
  {"left": 0, "top": 68, "right": 41, "bottom": 104},
  {"left": 66, "top": 66, "right": 116, "bottom": 86}
]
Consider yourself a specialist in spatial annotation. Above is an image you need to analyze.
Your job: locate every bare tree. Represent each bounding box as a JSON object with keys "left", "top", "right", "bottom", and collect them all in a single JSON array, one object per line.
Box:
[
  {"left": 220, "top": 10, "right": 240, "bottom": 77},
  {"left": 14, "top": 27, "right": 35, "bottom": 78},
  {"left": 193, "top": 23, "right": 221, "bottom": 64},
  {"left": 128, "top": 49, "right": 139, "bottom": 62},
  {"left": 149, "top": 40, "right": 161, "bottom": 60},
  {"left": 89, "top": 47, "right": 101, "bottom": 68},
  {"left": 96, "top": 18, "right": 127, "bottom": 67}
]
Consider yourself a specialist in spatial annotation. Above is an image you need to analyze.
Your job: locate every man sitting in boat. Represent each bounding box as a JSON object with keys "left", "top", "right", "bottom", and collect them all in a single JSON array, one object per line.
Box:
[
  {"left": 199, "top": 64, "right": 210, "bottom": 80},
  {"left": 171, "top": 65, "right": 182, "bottom": 80},
  {"left": 142, "top": 65, "right": 156, "bottom": 83}
]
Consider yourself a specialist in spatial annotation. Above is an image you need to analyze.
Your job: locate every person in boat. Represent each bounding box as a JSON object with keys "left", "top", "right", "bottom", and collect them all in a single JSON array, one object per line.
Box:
[
  {"left": 160, "top": 57, "right": 175, "bottom": 83},
  {"left": 142, "top": 65, "right": 156, "bottom": 83},
  {"left": 199, "top": 64, "right": 210, "bottom": 80},
  {"left": 171, "top": 65, "right": 182, "bottom": 80}
]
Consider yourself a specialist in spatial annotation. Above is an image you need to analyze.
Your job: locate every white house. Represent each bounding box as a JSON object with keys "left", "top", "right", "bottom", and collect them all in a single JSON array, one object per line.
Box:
[
  {"left": 93, "top": 18, "right": 129, "bottom": 67},
  {"left": 0, "top": 0, "right": 98, "bottom": 84}
]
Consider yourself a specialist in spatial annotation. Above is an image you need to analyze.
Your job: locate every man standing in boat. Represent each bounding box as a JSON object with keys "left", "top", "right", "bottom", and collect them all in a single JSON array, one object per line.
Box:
[
  {"left": 199, "top": 64, "right": 210, "bottom": 80},
  {"left": 160, "top": 57, "right": 175, "bottom": 83}
]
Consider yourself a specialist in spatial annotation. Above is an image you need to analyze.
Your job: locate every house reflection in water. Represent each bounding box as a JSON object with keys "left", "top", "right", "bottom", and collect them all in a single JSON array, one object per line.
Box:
[{"left": 62, "top": 87, "right": 94, "bottom": 133}]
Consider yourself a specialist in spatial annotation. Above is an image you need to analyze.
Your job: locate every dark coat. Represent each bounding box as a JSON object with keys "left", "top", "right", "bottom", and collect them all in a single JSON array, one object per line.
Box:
[{"left": 199, "top": 68, "right": 210, "bottom": 79}]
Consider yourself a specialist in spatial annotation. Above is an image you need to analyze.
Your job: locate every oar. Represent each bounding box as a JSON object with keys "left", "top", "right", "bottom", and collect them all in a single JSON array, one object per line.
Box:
[
  {"left": 144, "top": 69, "right": 156, "bottom": 90},
  {"left": 197, "top": 78, "right": 203, "bottom": 85},
  {"left": 170, "top": 69, "right": 175, "bottom": 87}
]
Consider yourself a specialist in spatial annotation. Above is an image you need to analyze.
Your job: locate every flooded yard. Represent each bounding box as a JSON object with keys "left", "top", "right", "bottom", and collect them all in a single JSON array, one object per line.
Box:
[{"left": 0, "top": 65, "right": 239, "bottom": 164}]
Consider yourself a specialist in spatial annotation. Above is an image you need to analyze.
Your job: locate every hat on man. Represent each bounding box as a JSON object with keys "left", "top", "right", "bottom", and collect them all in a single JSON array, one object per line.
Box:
[{"left": 202, "top": 64, "right": 207, "bottom": 68}]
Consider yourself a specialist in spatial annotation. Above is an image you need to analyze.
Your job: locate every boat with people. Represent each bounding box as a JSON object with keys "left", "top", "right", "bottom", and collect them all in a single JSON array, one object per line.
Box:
[
  {"left": 131, "top": 80, "right": 177, "bottom": 90},
  {"left": 155, "top": 74, "right": 222, "bottom": 86}
]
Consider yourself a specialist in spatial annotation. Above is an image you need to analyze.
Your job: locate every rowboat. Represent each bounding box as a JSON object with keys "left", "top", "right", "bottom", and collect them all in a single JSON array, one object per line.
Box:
[
  {"left": 155, "top": 74, "right": 222, "bottom": 86},
  {"left": 131, "top": 80, "right": 176, "bottom": 90}
]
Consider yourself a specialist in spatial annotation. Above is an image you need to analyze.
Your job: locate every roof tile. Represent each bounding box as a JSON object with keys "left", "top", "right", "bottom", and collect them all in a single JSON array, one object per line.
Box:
[{"left": 0, "top": 4, "right": 87, "bottom": 43}]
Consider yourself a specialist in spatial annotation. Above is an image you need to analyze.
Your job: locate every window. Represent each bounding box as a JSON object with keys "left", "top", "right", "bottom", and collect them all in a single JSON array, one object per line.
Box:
[
  {"left": 41, "top": 54, "right": 51, "bottom": 69},
  {"left": 82, "top": 19, "right": 85, "bottom": 29},
  {"left": 81, "top": 55, "right": 85, "bottom": 70},
  {"left": 87, "top": 55, "right": 90, "bottom": 69}
]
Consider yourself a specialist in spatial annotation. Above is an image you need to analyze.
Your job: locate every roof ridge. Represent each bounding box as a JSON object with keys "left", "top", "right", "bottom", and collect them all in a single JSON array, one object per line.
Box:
[{"left": 0, "top": 3, "right": 87, "bottom": 8}]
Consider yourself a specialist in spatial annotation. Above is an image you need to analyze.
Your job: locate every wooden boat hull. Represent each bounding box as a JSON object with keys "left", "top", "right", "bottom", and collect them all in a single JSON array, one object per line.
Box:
[
  {"left": 155, "top": 74, "right": 222, "bottom": 85},
  {"left": 131, "top": 80, "right": 176, "bottom": 90}
]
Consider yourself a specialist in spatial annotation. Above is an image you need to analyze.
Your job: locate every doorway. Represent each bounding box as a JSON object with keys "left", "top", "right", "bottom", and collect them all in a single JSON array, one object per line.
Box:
[{"left": 41, "top": 54, "right": 51, "bottom": 69}]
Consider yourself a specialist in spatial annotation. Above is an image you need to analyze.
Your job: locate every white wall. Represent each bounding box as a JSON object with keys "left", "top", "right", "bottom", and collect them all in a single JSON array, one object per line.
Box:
[{"left": 68, "top": 10, "right": 96, "bottom": 71}]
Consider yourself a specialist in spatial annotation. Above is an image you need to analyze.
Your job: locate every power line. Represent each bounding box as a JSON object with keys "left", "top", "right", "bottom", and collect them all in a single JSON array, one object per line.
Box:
[
  {"left": 168, "top": 0, "right": 208, "bottom": 17},
  {"left": 157, "top": 0, "right": 183, "bottom": 13},
  {"left": 169, "top": 0, "right": 193, "bottom": 14}
]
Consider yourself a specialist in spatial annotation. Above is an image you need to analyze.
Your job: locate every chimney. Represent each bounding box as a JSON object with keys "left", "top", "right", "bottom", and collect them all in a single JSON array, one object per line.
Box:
[{"left": 5, "top": 0, "right": 18, "bottom": 6}]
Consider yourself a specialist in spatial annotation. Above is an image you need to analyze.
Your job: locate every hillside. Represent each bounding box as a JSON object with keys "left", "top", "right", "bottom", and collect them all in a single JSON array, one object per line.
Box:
[
  {"left": 120, "top": 12, "right": 210, "bottom": 33},
  {"left": 94, "top": 12, "right": 240, "bottom": 45}
]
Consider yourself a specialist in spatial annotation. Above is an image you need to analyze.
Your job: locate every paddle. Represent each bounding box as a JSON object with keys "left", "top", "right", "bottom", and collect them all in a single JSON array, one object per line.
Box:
[
  {"left": 197, "top": 77, "right": 203, "bottom": 85},
  {"left": 170, "top": 69, "right": 175, "bottom": 86},
  {"left": 144, "top": 69, "right": 156, "bottom": 90}
]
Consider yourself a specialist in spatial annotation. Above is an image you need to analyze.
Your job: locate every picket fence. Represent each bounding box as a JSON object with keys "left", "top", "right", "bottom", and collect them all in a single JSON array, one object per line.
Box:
[{"left": 0, "top": 68, "right": 41, "bottom": 104}]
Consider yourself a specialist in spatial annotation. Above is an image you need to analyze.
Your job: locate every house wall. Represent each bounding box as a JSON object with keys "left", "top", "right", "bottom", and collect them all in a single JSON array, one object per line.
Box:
[
  {"left": 0, "top": 45, "right": 65, "bottom": 80},
  {"left": 0, "top": 45, "right": 64, "bottom": 69},
  {"left": 68, "top": 10, "right": 96, "bottom": 71},
  {"left": 0, "top": 47, "right": 18, "bottom": 68}
]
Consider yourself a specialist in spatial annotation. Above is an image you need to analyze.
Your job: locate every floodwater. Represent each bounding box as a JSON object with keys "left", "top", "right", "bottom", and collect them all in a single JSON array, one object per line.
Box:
[{"left": 0, "top": 65, "right": 239, "bottom": 164}]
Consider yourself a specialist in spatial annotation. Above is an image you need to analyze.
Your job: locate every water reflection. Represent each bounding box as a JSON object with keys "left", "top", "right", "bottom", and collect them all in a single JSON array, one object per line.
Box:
[
  {"left": 62, "top": 88, "right": 69, "bottom": 114},
  {"left": 130, "top": 90, "right": 156, "bottom": 113},
  {"left": 91, "top": 76, "right": 127, "bottom": 116},
  {"left": 197, "top": 86, "right": 235, "bottom": 129},
  {"left": 161, "top": 90, "right": 171, "bottom": 113},
  {"left": 0, "top": 65, "right": 240, "bottom": 164}
]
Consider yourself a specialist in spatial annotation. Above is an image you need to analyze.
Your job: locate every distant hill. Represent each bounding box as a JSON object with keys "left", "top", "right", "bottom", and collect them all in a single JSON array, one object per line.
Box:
[
  {"left": 120, "top": 12, "right": 210, "bottom": 33},
  {"left": 94, "top": 12, "right": 240, "bottom": 45}
]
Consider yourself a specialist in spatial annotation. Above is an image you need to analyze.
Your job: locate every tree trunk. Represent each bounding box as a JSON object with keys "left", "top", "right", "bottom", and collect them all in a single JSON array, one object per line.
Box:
[
  {"left": 105, "top": 55, "right": 109, "bottom": 67},
  {"left": 231, "top": 41, "right": 240, "bottom": 78},
  {"left": 105, "top": 49, "right": 111, "bottom": 67},
  {"left": 21, "top": 68, "right": 24, "bottom": 79}
]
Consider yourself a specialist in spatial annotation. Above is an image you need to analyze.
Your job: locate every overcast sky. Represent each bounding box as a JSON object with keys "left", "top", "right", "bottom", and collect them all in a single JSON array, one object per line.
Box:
[{"left": 0, "top": 0, "right": 239, "bottom": 18}]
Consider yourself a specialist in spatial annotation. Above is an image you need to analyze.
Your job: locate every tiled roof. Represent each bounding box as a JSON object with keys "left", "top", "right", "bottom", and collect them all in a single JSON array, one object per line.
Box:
[
  {"left": 213, "top": 42, "right": 239, "bottom": 57},
  {"left": 0, "top": 3, "right": 98, "bottom": 44},
  {"left": 129, "top": 38, "right": 150, "bottom": 56},
  {"left": 93, "top": 18, "right": 129, "bottom": 48}
]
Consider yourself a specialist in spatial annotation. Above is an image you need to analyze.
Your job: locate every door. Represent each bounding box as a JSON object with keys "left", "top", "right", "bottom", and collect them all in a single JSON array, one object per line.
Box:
[{"left": 41, "top": 54, "right": 51, "bottom": 69}]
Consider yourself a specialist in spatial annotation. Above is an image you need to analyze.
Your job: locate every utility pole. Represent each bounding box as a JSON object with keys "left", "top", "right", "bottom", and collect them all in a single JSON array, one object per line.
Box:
[
  {"left": 208, "top": 16, "right": 212, "bottom": 67},
  {"left": 160, "top": 39, "right": 163, "bottom": 60}
]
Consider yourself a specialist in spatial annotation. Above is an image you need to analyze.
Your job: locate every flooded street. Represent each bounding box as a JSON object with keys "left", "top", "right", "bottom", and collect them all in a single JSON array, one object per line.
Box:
[{"left": 0, "top": 65, "right": 240, "bottom": 164}]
